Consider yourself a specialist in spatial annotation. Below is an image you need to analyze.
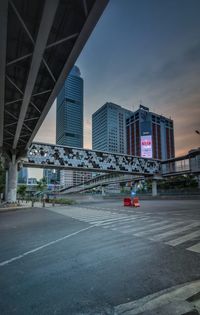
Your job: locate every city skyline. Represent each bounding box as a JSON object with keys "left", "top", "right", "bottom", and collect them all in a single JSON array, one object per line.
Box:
[{"left": 32, "top": 0, "right": 200, "bottom": 180}]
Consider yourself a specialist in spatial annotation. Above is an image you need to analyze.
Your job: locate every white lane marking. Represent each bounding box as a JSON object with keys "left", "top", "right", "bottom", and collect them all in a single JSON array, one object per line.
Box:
[
  {"left": 134, "top": 221, "right": 186, "bottom": 237},
  {"left": 166, "top": 230, "right": 200, "bottom": 246},
  {"left": 148, "top": 222, "right": 199, "bottom": 241},
  {"left": 0, "top": 226, "right": 94, "bottom": 267},
  {"left": 187, "top": 242, "right": 200, "bottom": 253}
]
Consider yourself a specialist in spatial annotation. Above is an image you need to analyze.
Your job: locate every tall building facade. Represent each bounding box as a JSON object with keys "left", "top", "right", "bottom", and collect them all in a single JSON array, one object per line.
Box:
[
  {"left": 56, "top": 66, "right": 91, "bottom": 187},
  {"left": 92, "top": 102, "right": 132, "bottom": 153},
  {"left": 56, "top": 65, "right": 83, "bottom": 147},
  {"left": 18, "top": 167, "right": 28, "bottom": 184},
  {"left": 126, "top": 105, "right": 175, "bottom": 160},
  {"left": 43, "top": 169, "right": 59, "bottom": 185}
]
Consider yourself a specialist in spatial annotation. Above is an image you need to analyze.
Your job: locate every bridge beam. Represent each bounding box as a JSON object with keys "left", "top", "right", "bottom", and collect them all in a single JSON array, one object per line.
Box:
[
  {"left": 13, "top": 0, "right": 59, "bottom": 149},
  {"left": 0, "top": 0, "right": 8, "bottom": 149},
  {"left": 152, "top": 179, "right": 158, "bottom": 197}
]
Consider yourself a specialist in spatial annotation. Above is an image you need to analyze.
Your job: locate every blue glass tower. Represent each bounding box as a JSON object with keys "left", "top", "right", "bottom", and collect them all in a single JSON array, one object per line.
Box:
[
  {"left": 56, "top": 65, "right": 83, "bottom": 147},
  {"left": 18, "top": 167, "right": 28, "bottom": 184}
]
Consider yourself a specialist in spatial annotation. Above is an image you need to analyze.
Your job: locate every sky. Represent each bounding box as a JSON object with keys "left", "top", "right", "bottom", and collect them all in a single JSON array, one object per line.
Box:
[{"left": 31, "top": 0, "right": 200, "bottom": 178}]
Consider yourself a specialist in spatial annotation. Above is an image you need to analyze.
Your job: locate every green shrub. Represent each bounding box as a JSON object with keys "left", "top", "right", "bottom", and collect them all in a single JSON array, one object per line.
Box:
[{"left": 50, "top": 198, "right": 75, "bottom": 205}]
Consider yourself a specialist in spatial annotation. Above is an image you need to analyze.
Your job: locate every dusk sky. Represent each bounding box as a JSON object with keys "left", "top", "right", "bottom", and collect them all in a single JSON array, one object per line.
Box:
[{"left": 32, "top": 0, "right": 200, "bottom": 178}]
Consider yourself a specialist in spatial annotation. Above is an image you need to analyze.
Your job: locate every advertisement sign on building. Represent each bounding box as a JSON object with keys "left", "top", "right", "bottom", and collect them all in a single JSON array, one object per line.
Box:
[{"left": 141, "top": 135, "right": 152, "bottom": 158}]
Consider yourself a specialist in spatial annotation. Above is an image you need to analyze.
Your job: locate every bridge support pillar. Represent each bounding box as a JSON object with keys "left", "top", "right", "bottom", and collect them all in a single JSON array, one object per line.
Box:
[
  {"left": 101, "top": 186, "right": 106, "bottom": 196},
  {"left": 6, "top": 155, "right": 18, "bottom": 203},
  {"left": 134, "top": 181, "right": 138, "bottom": 193},
  {"left": 152, "top": 179, "right": 157, "bottom": 197},
  {"left": 198, "top": 175, "right": 200, "bottom": 189},
  {"left": 5, "top": 170, "right": 8, "bottom": 201}
]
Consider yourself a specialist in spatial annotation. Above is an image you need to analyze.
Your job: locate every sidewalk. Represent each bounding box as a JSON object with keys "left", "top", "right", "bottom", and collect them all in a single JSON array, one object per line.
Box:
[{"left": 0, "top": 200, "right": 55, "bottom": 212}]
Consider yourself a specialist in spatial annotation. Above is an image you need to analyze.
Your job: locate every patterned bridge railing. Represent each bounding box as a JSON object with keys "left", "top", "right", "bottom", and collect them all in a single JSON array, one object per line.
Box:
[{"left": 24, "top": 142, "right": 162, "bottom": 176}]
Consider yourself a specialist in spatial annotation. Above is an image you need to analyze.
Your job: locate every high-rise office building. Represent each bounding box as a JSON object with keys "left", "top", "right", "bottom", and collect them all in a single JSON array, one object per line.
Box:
[
  {"left": 56, "top": 65, "right": 83, "bottom": 147},
  {"left": 43, "top": 169, "right": 59, "bottom": 185},
  {"left": 126, "top": 105, "right": 175, "bottom": 160},
  {"left": 92, "top": 102, "right": 132, "bottom": 154},
  {"left": 56, "top": 65, "right": 90, "bottom": 187},
  {"left": 18, "top": 167, "right": 28, "bottom": 184}
]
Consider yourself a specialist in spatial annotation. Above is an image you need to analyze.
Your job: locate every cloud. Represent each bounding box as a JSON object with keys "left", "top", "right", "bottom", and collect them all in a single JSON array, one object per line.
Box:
[{"left": 135, "top": 40, "right": 200, "bottom": 93}]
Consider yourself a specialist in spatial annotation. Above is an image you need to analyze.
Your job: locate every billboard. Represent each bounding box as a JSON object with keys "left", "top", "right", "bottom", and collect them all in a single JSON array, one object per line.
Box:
[{"left": 141, "top": 135, "right": 152, "bottom": 158}]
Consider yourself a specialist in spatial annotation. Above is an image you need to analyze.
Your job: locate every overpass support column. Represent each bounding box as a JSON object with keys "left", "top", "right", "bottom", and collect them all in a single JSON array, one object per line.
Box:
[
  {"left": 6, "top": 155, "right": 18, "bottom": 203},
  {"left": 152, "top": 179, "right": 158, "bottom": 197},
  {"left": 134, "top": 181, "right": 138, "bottom": 193},
  {"left": 101, "top": 186, "right": 105, "bottom": 196},
  {"left": 198, "top": 175, "right": 200, "bottom": 189},
  {"left": 5, "top": 170, "right": 8, "bottom": 201}
]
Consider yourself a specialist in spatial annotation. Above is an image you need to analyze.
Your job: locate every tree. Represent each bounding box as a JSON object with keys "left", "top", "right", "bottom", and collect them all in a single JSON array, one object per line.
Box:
[
  {"left": 120, "top": 182, "right": 126, "bottom": 193},
  {"left": 36, "top": 178, "right": 47, "bottom": 195},
  {"left": 17, "top": 185, "right": 27, "bottom": 200}
]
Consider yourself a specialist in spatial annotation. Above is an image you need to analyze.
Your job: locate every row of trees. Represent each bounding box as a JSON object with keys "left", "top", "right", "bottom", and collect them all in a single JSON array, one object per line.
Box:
[
  {"left": 120, "top": 175, "right": 199, "bottom": 194},
  {"left": 17, "top": 178, "right": 47, "bottom": 200},
  {"left": 135, "top": 175, "right": 198, "bottom": 193}
]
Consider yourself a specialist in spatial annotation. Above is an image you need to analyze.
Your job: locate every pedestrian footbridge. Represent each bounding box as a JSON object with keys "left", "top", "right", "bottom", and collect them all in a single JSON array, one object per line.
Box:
[
  {"left": 25, "top": 142, "right": 161, "bottom": 176},
  {"left": 60, "top": 173, "right": 144, "bottom": 194}
]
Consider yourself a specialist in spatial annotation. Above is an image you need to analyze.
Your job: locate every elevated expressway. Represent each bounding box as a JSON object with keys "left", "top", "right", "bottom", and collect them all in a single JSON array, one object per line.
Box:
[{"left": 0, "top": 0, "right": 108, "bottom": 201}]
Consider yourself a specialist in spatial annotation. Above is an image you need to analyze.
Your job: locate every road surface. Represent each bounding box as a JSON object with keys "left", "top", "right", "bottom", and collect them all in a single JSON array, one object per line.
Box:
[{"left": 0, "top": 199, "right": 200, "bottom": 314}]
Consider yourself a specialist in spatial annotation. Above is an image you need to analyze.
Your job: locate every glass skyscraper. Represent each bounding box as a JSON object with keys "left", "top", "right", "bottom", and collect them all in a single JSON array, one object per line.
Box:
[
  {"left": 56, "top": 65, "right": 90, "bottom": 187},
  {"left": 18, "top": 167, "right": 28, "bottom": 184},
  {"left": 92, "top": 102, "right": 132, "bottom": 154},
  {"left": 56, "top": 65, "right": 83, "bottom": 147}
]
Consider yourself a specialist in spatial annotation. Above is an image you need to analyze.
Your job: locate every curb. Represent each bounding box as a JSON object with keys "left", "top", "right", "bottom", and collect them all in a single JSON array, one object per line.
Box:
[
  {"left": 0, "top": 206, "right": 32, "bottom": 213},
  {"left": 115, "top": 280, "right": 200, "bottom": 315},
  {"left": 182, "top": 311, "right": 199, "bottom": 315}
]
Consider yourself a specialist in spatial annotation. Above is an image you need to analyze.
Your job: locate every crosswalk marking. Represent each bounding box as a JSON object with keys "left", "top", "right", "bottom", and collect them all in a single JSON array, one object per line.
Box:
[
  {"left": 123, "top": 220, "right": 169, "bottom": 233},
  {"left": 91, "top": 216, "right": 129, "bottom": 225},
  {"left": 148, "top": 222, "right": 200, "bottom": 241},
  {"left": 98, "top": 216, "right": 145, "bottom": 226},
  {"left": 102, "top": 218, "right": 157, "bottom": 230},
  {"left": 166, "top": 230, "right": 200, "bottom": 246},
  {"left": 187, "top": 242, "right": 200, "bottom": 254},
  {"left": 108, "top": 220, "right": 167, "bottom": 235},
  {"left": 49, "top": 206, "right": 200, "bottom": 254},
  {"left": 134, "top": 221, "right": 187, "bottom": 237}
]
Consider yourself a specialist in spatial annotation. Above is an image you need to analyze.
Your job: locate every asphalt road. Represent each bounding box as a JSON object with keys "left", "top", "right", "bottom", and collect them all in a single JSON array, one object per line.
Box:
[{"left": 0, "top": 199, "right": 200, "bottom": 314}]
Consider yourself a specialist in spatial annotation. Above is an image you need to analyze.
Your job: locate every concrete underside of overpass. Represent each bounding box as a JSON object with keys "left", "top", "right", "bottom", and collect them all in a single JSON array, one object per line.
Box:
[{"left": 0, "top": 0, "right": 108, "bottom": 202}]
